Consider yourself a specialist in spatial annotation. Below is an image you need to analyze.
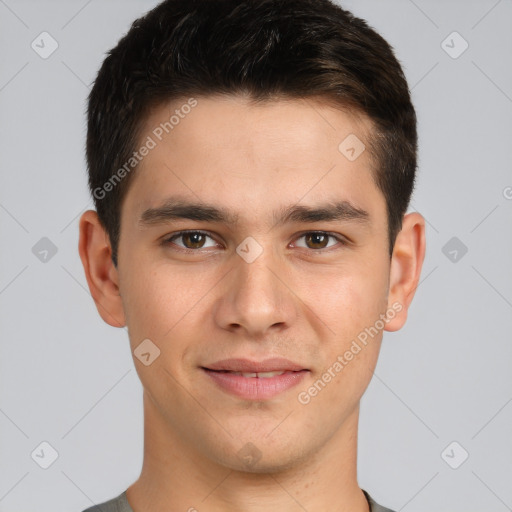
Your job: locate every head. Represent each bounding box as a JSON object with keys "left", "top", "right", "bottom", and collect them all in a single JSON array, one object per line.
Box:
[{"left": 79, "top": 0, "right": 425, "bottom": 474}]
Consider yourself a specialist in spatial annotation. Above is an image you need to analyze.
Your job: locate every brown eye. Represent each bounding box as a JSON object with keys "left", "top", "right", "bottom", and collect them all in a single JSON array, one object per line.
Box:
[
  {"left": 304, "top": 232, "right": 329, "bottom": 249},
  {"left": 294, "top": 231, "right": 346, "bottom": 251},
  {"left": 164, "top": 231, "right": 217, "bottom": 250},
  {"left": 181, "top": 232, "right": 207, "bottom": 249}
]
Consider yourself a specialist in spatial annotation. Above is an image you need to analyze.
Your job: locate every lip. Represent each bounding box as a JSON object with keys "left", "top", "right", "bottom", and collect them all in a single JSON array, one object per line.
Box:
[
  {"left": 201, "top": 358, "right": 309, "bottom": 401},
  {"left": 202, "top": 368, "right": 309, "bottom": 400},
  {"left": 203, "top": 357, "right": 307, "bottom": 373}
]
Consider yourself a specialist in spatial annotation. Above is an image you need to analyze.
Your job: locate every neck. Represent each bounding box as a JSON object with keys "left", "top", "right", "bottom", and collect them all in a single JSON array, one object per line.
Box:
[{"left": 126, "top": 391, "right": 369, "bottom": 512}]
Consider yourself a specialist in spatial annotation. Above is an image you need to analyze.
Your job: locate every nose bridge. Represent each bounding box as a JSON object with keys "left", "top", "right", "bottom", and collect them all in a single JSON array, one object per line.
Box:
[
  {"left": 238, "top": 244, "right": 278, "bottom": 294},
  {"left": 216, "top": 237, "right": 297, "bottom": 336},
  {"left": 235, "top": 239, "right": 283, "bottom": 310}
]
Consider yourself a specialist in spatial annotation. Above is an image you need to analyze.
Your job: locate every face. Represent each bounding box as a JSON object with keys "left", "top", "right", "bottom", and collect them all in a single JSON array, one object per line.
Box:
[{"left": 82, "top": 94, "right": 422, "bottom": 473}]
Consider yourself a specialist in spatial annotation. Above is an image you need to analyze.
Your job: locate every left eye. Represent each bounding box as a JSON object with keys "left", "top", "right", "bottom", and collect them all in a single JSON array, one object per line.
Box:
[
  {"left": 293, "top": 232, "right": 344, "bottom": 250},
  {"left": 163, "top": 230, "right": 345, "bottom": 251}
]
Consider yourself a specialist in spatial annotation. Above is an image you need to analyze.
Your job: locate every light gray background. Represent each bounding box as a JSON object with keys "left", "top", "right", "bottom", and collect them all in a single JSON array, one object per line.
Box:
[{"left": 1, "top": 0, "right": 511, "bottom": 511}]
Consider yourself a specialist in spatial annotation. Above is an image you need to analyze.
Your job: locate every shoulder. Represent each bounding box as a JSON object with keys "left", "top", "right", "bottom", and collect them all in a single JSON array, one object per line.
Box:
[
  {"left": 81, "top": 490, "right": 133, "bottom": 512},
  {"left": 363, "top": 489, "right": 397, "bottom": 512}
]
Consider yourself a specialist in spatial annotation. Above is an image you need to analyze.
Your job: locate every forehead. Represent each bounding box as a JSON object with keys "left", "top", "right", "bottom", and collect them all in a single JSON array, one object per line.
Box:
[
  {"left": 122, "top": 95, "right": 384, "bottom": 229},
  {"left": 140, "top": 94, "right": 374, "bottom": 160}
]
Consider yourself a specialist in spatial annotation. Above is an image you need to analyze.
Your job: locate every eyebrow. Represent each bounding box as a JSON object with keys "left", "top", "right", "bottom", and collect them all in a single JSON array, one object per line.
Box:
[{"left": 138, "top": 197, "right": 371, "bottom": 229}]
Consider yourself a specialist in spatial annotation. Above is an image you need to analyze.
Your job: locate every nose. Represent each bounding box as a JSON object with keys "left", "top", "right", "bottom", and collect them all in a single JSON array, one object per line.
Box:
[{"left": 213, "top": 242, "right": 298, "bottom": 339}]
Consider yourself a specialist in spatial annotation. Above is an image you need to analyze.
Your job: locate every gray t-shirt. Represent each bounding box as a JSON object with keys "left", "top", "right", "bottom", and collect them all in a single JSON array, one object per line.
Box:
[{"left": 82, "top": 489, "right": 395, "bottom": 511}]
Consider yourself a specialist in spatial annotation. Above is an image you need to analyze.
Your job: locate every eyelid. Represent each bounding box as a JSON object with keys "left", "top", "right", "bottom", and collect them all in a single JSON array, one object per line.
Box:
[{"left": 292, "top": 230, "right": 350, "bottom": 247}]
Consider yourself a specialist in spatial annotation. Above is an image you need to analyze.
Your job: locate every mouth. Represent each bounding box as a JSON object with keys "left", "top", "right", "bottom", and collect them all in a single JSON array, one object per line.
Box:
[
  {"left": 205, "top": 369, "right": 294, "bottom": 378},
  {"left": 203, "top": 357, "right": 308, "bottom": 373},
  {"left": 201, "top": 358, "right": 310, "bottom": 400}
]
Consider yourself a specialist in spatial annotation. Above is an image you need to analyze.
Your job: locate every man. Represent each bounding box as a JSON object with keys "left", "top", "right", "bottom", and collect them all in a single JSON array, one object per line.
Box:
[{"left": 78, "top": 0, "right": 426, "bottom": 510}]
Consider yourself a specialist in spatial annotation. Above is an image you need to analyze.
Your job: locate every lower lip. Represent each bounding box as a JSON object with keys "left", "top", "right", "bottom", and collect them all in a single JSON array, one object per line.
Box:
[{"left": 202, "top": 368, "right": 309, "bottom": 400}]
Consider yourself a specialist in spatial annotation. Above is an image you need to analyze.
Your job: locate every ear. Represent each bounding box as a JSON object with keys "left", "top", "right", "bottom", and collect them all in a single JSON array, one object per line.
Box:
[
  {"left": 384, "top": 212, "right": 426, "bottom": 332},
  {"left": 78, "top": 210, "right": 126, "bottom": 328}
]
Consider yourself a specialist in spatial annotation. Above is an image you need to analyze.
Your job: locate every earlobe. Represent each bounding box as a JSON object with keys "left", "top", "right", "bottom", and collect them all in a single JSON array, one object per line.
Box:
[
  {"left": 78, "top": 210, "right": 126, "bottom": 328},
  {"left": 384, "top": 212, "right": 426, "bottom": 332}
]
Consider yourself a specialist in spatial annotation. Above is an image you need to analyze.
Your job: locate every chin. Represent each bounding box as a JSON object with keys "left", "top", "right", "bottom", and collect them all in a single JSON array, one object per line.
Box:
[
  {"left": 222, "top": 451, "right": 306, "bottom": 475},
  {"left": 211, "top": 433, "right": 311, "bottom": 475}
]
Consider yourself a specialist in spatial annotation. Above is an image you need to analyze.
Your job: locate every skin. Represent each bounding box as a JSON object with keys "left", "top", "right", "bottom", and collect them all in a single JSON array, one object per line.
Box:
[{"left": 79, "top": 94, "right": 426, "bottom": 512}]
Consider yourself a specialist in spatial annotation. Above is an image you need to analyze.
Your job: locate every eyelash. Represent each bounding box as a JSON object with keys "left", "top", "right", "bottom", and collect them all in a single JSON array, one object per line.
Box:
[{"left": 162, "top": 230, "right": 349, "bottom": 253}]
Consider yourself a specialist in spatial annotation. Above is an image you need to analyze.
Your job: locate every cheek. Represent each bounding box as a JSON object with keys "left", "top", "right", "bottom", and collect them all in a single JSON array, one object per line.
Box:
[
  {"left": 315, "top": 264, "right": 389, "bottom": 332},
  {"left": 310, "top": 262, "right": 388, "bottom": 396},
  {"left": 119, "top": 261, "right": 191, "bottom": 343},
  {"left": 306, "top": 274, "right": 385, "bottom": 409}
]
